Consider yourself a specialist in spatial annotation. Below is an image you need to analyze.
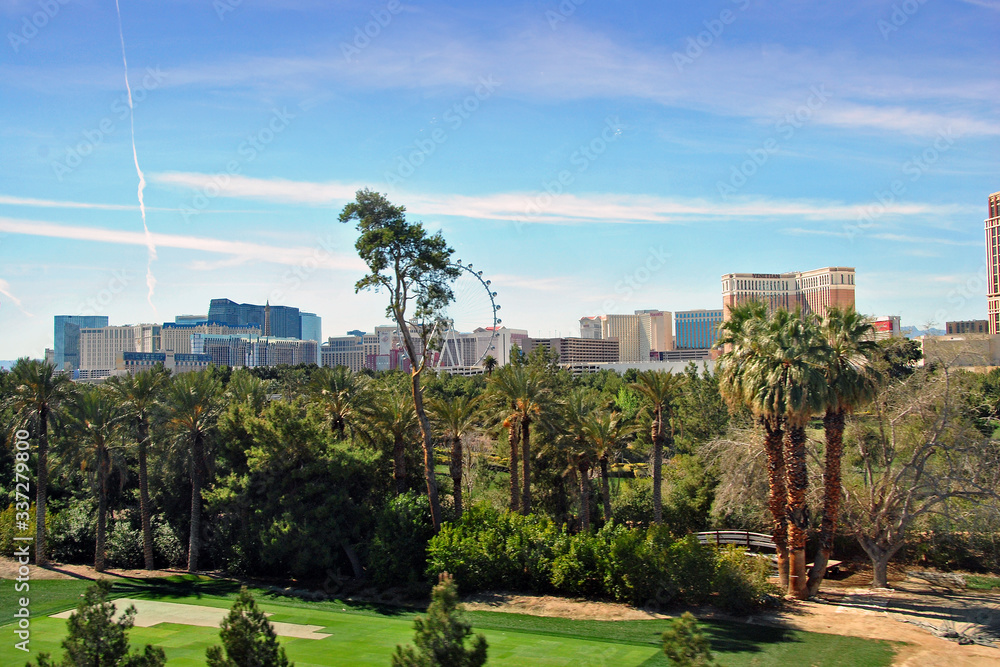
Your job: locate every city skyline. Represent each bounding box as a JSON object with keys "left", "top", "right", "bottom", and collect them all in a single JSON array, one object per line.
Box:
[{"left": 1, "top": 1, "right": 997, "bottom": 359}]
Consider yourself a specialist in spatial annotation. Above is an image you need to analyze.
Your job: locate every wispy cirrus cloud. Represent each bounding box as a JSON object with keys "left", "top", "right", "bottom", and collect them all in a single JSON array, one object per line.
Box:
[
  {"left": 0, "top": 216, "right": 363, "bottom": 271},
  {"left": 151, "top": 171, "right": 980, "bottom": 226},
  {"left": 4, "top": 21, "right": 997, "bottom": 138},
  {"left": 0, "top": 278, "right": 32, "bottom": 317}
]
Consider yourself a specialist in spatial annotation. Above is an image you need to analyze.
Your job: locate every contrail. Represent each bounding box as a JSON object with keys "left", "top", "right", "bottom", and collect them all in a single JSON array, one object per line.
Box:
[{"left": 115, "top": 0, "right": 158, "bottom": 314}]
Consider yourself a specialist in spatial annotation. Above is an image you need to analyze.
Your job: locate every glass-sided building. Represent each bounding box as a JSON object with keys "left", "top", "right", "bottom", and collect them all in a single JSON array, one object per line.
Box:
[
  {"left": 674, "top": 309, "right": 724, "bottom": 350},
  {"left": 54, "top": 315, "right": 109, "bottom": 369}
]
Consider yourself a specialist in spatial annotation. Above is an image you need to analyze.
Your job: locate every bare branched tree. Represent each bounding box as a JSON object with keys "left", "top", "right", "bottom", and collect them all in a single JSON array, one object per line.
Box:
[{"left": 842, "top": 366, "right": 1000, "bottom": 587}]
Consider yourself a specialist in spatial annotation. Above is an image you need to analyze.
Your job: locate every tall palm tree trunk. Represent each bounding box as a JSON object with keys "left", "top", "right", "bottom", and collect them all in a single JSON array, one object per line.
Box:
[
  {"left": 785, "top": 424, "right": 810, "bottom": 598},
  {"left": 188, "top": 432, "right": 204, "bottom": 573},
  {"left": 411, "top": 372, "right": 442, "bottom": 532},
  {"left": 521, "top": 417, "right": 531, "bottom": 515},
  {"left": 762, "top": 419, "right": 790, "bottom": 589},
  {"left": 507, "top": 417, "right": 520, "bottom": 513},
  {"left": 578, "top": 462, "right": 591, "bottom": 530},
  {"left": 95, "top": 443, "right": 108, "bottom": 573},
  {"left": 35, "top": 408, "right": 49, "bottom": 566},
  {"left": 138, "top": 421, "right": 155, "bottom": 570},
  {"left": 651, "top": 410, "right": 663, "bottom": 524},
  {"left": 393, "top": 435, "right": 407, "bottom": 495},
  {"left": 450, "top": 435, "right": 463, "bottom": 518},
  {"left": 599, "top": 454, "right": 612, "bottom": 521},
  {"left": 807, "top": 408, "right": 846, "bottom": 595}
]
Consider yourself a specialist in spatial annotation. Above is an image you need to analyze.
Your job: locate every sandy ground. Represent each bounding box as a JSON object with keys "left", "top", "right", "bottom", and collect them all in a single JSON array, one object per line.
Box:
[
  {"left": 50, "top": 598, "right": 330, "bottom": 639},
  {"left": 7, "top": 558, "right": 999, "bottom": 665}
]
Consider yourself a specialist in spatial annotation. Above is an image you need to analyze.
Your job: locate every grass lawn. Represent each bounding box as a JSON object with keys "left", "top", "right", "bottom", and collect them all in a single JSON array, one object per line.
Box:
[
  {"left": 967, "top": 574, "right": 1000, "bottom": 591},
  {"left": 1, "top": 578, "right": 898, "bottom": 666}
]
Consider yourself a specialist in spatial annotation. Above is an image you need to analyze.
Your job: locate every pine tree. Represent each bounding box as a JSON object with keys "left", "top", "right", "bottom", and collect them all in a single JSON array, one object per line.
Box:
[
  {"left": 206, "top": 587, "right": 292, "bottom": 667},
  {"left": 392, "top": 573, "right": 488, "bottom": 667},
  {"left": 27, "top": 579, "right": 165, "bottom": 667},
  {"left": 661, "top": 612, "right": 716, "bottom": 667}
]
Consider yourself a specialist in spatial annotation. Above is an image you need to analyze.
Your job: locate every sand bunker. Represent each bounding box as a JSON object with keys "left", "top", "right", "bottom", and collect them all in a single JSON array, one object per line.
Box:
[{"left": 51, "top": 598, "right": 330, "bottom": 640}]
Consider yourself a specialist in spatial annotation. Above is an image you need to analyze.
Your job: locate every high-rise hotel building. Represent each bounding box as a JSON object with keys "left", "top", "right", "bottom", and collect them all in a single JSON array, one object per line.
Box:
[
  {"left": 721, "top": 267, "right": 855, "bottom": 319},
  {"left": 987, "top": 191, "right": 1000, "bottom": 334}
]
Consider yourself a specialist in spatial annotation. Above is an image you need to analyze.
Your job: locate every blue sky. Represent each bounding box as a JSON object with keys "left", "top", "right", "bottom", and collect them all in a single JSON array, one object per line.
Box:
[{"left": 1, "top": 0, "right": 997, "bottom": 358}]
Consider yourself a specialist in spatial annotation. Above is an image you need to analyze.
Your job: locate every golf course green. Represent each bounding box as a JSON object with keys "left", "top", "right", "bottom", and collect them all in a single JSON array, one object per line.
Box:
[{"left": 0, "top": 578, "right": 897, "bottom": 666}]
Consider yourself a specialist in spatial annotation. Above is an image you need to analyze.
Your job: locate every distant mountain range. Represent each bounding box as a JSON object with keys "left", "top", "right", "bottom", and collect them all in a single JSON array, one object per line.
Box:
[{"left": 901, "top": 326, "right": 946, "bottom": 339}]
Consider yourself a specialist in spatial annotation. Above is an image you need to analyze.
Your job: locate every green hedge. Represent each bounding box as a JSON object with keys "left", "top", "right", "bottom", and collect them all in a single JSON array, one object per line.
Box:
[{"left": 427, "top": 505, "right": 777, "bottom": 612}]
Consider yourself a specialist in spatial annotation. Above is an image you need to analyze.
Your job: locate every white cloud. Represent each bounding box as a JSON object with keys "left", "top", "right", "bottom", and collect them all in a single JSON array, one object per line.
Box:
[
  {"left": 149, "top": 171, "right": 980, "bottom": 226},
  {"left": 0, "top": 216, "right": 364, "bottom": 271}
]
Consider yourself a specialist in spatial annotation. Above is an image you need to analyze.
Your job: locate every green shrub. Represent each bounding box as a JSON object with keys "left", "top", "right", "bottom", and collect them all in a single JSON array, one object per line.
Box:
[
  {"left": 49, "top": 500, "right": 95, "bottom": 564},
  {"left": 712, "top": 546, "right": 777, "bottom": 614},
  {"left": 369, "top": 491, "right": 435, "bottom": 589},
  {"left": 107, "top": 521, "right": 144, "bottom": 569},
  {"left": 153, "top": 515, "right": 185, "bottom": 568}
]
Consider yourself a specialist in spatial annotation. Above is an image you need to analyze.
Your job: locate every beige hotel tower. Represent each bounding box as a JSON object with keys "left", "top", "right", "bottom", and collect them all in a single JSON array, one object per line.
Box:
[
  {"left": 721, "top": 267, "right": 855, "bottom": 319},
  {"left": 987, "top": 191, "right": 1000, "bottom": 334}
]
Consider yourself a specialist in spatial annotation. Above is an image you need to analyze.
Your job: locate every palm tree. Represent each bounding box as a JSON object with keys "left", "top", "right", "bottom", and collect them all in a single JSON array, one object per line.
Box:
[
  {"left": 106, "top": 367, "right": 169, "bottom": 570},
  {"left": 225, "top": 368, "right": 271, "bottom": 415},
  {"left": 372, "top": 388, "right": 419, "bottom": 495},
  {"left": 559, "top": 388, "right": 600, "bottom": 530},
  {"left": 65, "top": 386, "right": 122, "bottom": 572},
  {"left": 488, "top": 364, "right": 549, "bottom": 515},
  {"left": 750, "top": 310, "right": 827, "bottom": 598},
  {"left": 806, "top": 307, "right": 880, "bottom": 595},
  {"left": 308, "top": 366, "right": 369, "bottom": 439},
  {"left": 7, "top": 358, "right": 74, "bottom": 566},
  {"left": 165, "top": 370, "right": 221, "bottom": 572},
  {"left": 630, "top": 370, "right": 686, "bottom": 524},
  {"left": 584, "top": 408, "right": 636, "bottom": 521},
  {"left": 717, "top": 302, "right": 793, "bottom": 586},
  {"left": 482, "top": 355, "right": 498, "bottom": 377},
  {"left": 428, "top": 395, "right": 480, "bottom": 517}
]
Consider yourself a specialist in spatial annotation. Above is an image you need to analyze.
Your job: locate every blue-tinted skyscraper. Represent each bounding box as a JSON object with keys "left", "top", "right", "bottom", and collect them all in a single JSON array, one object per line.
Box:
[
  {"left": 207, "top": 299, "right": 301, "bottom": 339},
  {"left": 299, "top": 312, "right": 322, "bottom": 365},
  {"left": 54, "top": 315, "right": 109, "bottom": 369},
  {"left": 674, "top": 309, "right": 724, "bottom": 349}
]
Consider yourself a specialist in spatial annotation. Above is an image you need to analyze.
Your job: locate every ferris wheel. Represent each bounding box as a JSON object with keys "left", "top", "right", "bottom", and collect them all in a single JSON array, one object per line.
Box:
[{"left": 430, "top": 260, "right": 501, "bottom": 369}]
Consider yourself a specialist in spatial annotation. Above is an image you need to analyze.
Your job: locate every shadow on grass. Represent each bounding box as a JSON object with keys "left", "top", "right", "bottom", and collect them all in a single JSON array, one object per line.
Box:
[
  {"left": 702, "top": 618, "right": 796, "bottom": 653},
  {"left": 106, "top": 575, "right": 414, "bottom": 617}
]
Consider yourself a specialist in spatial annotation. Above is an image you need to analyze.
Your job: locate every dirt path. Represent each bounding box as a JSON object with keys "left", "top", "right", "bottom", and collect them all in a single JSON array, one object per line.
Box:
[{"left": 0, "top": 557, "right": 190, "bottom": 581}]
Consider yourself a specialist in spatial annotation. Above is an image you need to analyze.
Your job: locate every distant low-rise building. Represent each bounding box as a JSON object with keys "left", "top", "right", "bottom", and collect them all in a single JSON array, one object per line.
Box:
[
  {"left": 116, "top": 351, "right": 211, "bottom": 375},
  {"left": 946, "top": 320, "right": 989, "bottom": 335},
  {"left": 870, "top": 315, "right": 902, "bottom": 340},
  {"left": 521, "top": 337, "right": 619, "bottom": 364},
  {"left": 921, "top": 333, "right": 1000, "bottom": 369}
]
